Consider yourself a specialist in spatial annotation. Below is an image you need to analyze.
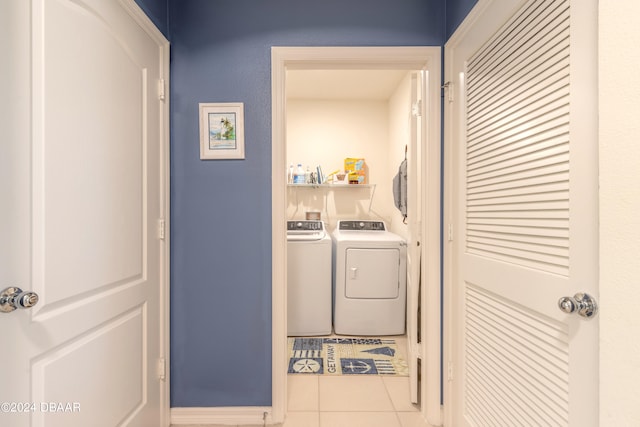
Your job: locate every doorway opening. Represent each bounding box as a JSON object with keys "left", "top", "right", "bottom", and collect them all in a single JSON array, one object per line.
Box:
[{"left": 271, "top": 47, "right": 442, "bottom": 425}]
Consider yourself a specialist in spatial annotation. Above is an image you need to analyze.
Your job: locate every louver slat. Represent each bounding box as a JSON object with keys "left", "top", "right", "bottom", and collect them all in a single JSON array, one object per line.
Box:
[
  {"left": 465, "top": 0, "right": 570, "bottom": 276},
  {"left": 465, "top": 283, "right": 570, "bottom": 426}
]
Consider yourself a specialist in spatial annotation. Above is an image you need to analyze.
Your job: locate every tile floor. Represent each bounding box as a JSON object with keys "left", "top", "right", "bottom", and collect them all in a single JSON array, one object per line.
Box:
[
  {"left": 172, "top": 374, "right": 436, "bottom": 427},
  {"left": 280, "top": 373, "right": 436, "bottom": 427},
  {"left": 172, "top": 336, "right": 436, "bottom": 427}
]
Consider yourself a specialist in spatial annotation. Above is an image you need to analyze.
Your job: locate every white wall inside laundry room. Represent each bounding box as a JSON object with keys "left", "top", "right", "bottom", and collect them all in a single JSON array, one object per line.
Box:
[
  {"left": 286, "top": 70, "right": 413, "bottom": 237},
  {"left": 386, "top": 72, "right": 412, "bottom": 239}
]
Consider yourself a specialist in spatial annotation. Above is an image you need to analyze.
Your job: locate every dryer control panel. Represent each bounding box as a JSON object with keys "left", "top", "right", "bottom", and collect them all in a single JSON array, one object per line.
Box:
[{"left": 338, "top": 220, "right": 386, "bottom": 231}]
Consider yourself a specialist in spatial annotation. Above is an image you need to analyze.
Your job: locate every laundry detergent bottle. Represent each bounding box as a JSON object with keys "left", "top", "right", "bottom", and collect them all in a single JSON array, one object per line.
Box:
[{"left": 294, "top": 164, "right": 305, "bottom": 184}]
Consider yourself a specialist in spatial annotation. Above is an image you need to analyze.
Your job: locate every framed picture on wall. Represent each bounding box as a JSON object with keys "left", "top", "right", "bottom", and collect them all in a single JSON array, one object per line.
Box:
[{"left": 199, "top": 102, "right": 245, "bottom": 159}]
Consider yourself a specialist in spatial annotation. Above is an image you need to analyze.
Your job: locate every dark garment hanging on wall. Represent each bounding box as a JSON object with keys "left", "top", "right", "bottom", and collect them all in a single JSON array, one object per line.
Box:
[{"left": 392, "top": 157, "right": 408, "bottom": 223}]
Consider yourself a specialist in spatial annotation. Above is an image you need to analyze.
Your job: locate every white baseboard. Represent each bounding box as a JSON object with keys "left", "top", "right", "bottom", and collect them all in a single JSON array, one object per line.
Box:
[{"left": 170, "top": 406, "right": 273, "bottom": 425}]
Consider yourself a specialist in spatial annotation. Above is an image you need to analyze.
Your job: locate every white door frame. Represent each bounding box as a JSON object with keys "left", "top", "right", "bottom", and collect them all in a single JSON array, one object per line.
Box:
[
  {"left": 121, "top": 1, "right": 172, "bottom": 425},
  {"left": 271, "top": 46, "right": 442, "bottom": 424}
]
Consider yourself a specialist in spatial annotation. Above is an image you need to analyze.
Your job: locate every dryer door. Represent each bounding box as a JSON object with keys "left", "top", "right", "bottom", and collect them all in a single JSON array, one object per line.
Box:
[{"left": 345, "top": 248, "right": 400, "bottom": 298}]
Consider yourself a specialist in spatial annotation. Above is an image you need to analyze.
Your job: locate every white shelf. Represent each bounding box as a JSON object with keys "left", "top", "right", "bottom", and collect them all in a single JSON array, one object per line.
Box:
[
  {"left": 287, "top": 183, "right": 377, "bottom": 213},
  {"left": 287, "top": 183, "right": 374, "bottom": 189}
]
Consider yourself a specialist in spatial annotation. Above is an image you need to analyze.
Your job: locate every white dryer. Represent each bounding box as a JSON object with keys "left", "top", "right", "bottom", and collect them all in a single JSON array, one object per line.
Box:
[
  {"left": 332, "top": 220, "right": 407, "bottom": 336},
  {"left": 287, "top": 220, "right": 332, "bottom": 336}
]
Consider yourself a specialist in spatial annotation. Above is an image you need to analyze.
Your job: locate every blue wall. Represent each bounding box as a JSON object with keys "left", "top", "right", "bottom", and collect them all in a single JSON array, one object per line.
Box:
[
  {"left": 446, "top": 0, "right": 478, "bottom": 39},
  {"left": 134, "top": 0, "right": 169, "bottom": 38},
  {"left": 128, "top": 0, "right": 478, "bottom": 410},
  {"left": 132, "top": 0, "right": 477, "bottom": 45},
  {"left": 169, "top": 0, "right": 445, "bottom": 407}
]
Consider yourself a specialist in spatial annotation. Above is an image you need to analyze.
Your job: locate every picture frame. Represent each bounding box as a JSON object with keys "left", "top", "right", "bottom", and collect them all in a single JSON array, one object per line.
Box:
[{"left": 199, "top": 102, "right": 245, "bottom": 159}]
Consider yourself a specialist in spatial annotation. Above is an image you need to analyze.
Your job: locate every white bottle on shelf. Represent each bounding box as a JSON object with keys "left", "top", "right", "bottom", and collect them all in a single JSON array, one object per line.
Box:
[
  {"left": 294, "top": 164, "right": 305, "bottom": 184},
  {"left": 287, "top": 164, "right": 294, "bottom": 184}
]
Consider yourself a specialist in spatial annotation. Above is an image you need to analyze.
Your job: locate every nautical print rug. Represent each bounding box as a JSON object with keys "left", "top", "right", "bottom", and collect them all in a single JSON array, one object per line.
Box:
[{"left": 287, "top": 337, "right": 409, "bottom": 376}]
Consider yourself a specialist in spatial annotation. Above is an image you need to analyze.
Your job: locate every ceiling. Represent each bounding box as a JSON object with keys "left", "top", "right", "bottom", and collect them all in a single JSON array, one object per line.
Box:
[{"left": 286, "top": 69, "right": 410, "bottom": 100}]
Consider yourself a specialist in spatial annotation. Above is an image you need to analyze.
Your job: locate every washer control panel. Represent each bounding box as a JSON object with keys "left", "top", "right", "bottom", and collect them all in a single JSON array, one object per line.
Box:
[
  {"left": 338, "top": 220, "right": 386, "bottom": 231},
  {"left": 287, "top": 220, "right": 324, "bottom": 231}
]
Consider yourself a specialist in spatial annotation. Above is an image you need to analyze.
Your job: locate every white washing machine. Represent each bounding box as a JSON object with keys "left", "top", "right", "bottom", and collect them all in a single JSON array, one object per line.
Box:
[
  {"left": 287, "top": 220, "right": 332, "bottom": 336},
  {"left": 332, "top": 220, "right": 407, "bottom": 336}
]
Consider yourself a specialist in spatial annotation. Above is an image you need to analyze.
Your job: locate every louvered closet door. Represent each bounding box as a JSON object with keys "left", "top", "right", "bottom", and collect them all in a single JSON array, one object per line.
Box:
[{"left": 446, "top": 0, "right": 598, "bottom": 426}]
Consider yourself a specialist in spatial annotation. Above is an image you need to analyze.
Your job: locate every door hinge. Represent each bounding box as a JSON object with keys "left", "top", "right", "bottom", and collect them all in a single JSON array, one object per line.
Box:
[
  {"left": 448, "top": 361, "right": 454, "bottom": 381},
  {"left": 157, "top": 358, "right": 166, "bottom": 381},
  {"left": 158, "top": 219, "right": 166, "bottom": 240},
  {"left": 158, "top": 79, "right": 166, "bottom": 101},
  {"left": 448, "top": 224, "right": 453, "bottom": 242},
  {"left": 415, "top": 341, "right": 423, "bottom": 358},
  {"left": 442, "top": 81, "right": 454, "bottom": 102},
  {"left": 411, "top": 99, "right": 422, "bottom": 117}
]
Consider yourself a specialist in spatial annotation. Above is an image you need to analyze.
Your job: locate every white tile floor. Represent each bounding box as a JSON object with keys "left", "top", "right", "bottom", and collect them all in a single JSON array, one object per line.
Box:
[
  {"left": 281, "top": 373, "right": 435, "bottom": 427},
  {"left": 172, "top": 374, "right": 435, "bottom": 427},
  {"left": 172, "top": 336, "right": 436, "bottom": 427}
]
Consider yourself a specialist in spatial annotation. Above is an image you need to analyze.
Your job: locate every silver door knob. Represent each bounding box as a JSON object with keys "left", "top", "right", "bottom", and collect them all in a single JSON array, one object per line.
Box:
[
  {"left": 557, "top": 292, "right": 598, "bottom": 318},
  {"left": 0, "top": 287, "right": 39, "bottom": 313}
]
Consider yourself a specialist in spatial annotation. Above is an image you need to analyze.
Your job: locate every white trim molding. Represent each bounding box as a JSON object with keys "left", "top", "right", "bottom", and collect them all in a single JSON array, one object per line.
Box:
[
  {"left": 119, "top": 1, "right": 171, "bottom": 426},
  {"left": 271, "top": 46, "right": 442, "bottom": 425},
  {"left": 171, "top": 407, "right": 273, "bottom": 425}
]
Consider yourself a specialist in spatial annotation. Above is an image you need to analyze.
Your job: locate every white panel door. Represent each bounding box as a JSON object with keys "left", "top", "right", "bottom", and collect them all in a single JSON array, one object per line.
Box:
[
  {"left": 445, "top": 0, "right": 598, "bottom": 426},
  {"left": 0, "top": 0, "right": 168, "bottom": 426}
]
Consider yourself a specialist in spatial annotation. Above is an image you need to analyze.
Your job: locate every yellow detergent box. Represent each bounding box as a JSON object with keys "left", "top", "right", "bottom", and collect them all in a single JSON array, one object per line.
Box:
[{"left": 344, "top": 158, "right": 368, "bottom": 184}]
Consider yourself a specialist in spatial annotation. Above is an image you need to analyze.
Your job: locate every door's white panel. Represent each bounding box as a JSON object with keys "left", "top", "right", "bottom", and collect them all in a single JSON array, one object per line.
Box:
[
  {"left": 36, "top": 0, "right": 147, "bottom": 308},
  {"left": 345, "top": 248, "right": 400, "bottom": 298},
  {"left": 32, "top": 306, "right": 146, "bottom": 427},
  {"left": 448, "top": 0, "right": 598, "bottom": 425},
  {"left": 1, "top": 0, "right": 166, "bottom": 425},
  {"left": 465, "top": 0, "right": 571, "bottom": 277},
  {"left": 464, "top": 283, "right": 569, "bottom": 426}
]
